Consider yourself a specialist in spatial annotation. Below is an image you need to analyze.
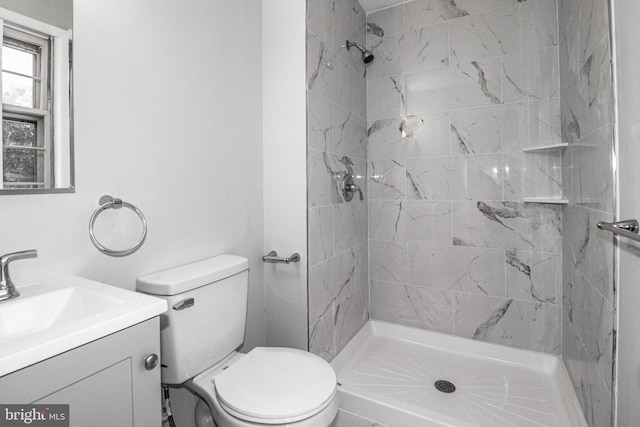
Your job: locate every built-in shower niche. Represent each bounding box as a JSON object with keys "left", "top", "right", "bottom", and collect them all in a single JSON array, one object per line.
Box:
[{"left": 519, "top": 143, "right": 568, "bottom": 204}]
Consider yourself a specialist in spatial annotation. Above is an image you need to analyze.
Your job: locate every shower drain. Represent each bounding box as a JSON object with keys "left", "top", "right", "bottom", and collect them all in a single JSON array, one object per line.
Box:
[{"left": 434, "top": 380, "right": 456, "bottom": 393}]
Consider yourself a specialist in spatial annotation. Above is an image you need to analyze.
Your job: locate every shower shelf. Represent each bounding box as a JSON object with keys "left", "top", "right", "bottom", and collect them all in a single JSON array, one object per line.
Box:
[
  {"left": 523, "top": 197, "right": 568, "bottom": 204},
  {"left": 520, "top": 142, "right": 568, "bottom": 204},
  {"left": 521, "top": 143, "right": 568, "bottom": 152}
]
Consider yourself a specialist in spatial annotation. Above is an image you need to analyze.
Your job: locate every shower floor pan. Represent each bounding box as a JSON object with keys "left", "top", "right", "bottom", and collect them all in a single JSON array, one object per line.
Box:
[{"left": 331, "top": 321, "right": 586, "bottom": 427}]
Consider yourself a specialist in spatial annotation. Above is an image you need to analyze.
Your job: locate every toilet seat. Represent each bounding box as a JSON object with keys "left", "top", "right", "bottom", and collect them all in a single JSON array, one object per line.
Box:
[{"left": 213, "top": 347, "right": 337, "bottom": 424}]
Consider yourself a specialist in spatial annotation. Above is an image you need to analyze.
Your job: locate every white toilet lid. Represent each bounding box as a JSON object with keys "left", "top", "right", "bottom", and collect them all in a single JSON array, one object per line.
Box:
[{"left": 214, "top": 347, "right": 337, "bottom": 423}]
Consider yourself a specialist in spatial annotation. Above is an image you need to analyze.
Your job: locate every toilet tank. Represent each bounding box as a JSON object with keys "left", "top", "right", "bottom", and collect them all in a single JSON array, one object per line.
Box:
[{"left": 136, "top": 254, "right": 249, "bottom": 385}]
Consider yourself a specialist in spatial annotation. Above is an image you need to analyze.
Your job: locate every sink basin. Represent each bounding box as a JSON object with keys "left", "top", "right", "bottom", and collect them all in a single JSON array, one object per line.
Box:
[{"left": 0, "top": 276, "right": 167, "bottom": 377}]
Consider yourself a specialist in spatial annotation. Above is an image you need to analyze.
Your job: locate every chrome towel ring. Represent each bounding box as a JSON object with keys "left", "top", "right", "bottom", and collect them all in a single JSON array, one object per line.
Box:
[{"left": 89, "top": 195, "right": 148, "bottom": 257}]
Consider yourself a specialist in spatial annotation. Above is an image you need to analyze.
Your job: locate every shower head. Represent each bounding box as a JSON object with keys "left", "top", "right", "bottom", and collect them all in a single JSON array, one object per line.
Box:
[{"left": 345, "top": 40, "right": 374, "bottom": 64}]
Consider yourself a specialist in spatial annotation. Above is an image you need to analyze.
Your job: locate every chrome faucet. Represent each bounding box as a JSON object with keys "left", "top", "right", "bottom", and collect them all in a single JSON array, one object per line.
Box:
[
  {"left": 0, "top": 250, "right": 37, "bottom": 301},
  {"left": 341, "top": 174, "right": 364, "bottom": 202}
]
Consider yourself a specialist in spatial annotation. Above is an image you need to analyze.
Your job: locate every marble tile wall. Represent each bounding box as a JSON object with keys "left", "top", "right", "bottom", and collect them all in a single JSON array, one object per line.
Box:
[
  {"left": 366, "top": 0, "right": 564, "bottom": 354},
  {"left": 307, "top": 0, "right": 369, "bottom": 361},
  {"left": 559, "top": 0, "right": 615, "bottom": 425}
]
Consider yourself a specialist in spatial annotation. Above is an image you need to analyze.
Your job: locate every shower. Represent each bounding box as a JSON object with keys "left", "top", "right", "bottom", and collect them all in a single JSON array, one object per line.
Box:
[{"left": 344, "top": 40, "right": 374, "bottom": 64}]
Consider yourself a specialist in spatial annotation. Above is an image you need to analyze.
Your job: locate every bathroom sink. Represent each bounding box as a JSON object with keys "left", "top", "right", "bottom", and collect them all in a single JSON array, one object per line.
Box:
[{"left": 0, "top": 276, "right": 167, "bottom": 377}]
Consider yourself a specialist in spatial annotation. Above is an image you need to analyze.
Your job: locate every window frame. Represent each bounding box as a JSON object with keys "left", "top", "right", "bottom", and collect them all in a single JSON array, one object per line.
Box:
[
  {"left": 1, "top": 26, "right": 52, "bottom": 189},
  {"left": 0, "top": 8, "right": 71, "bottom": 192}
]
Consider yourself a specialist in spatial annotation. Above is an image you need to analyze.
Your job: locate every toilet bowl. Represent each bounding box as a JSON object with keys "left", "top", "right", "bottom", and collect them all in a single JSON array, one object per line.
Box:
[
  {"left": 188, "top": 349, "right": 338, "bottom": 427},
  {"left": 137, "top": 255, "right": 339, "bottom": 427}
]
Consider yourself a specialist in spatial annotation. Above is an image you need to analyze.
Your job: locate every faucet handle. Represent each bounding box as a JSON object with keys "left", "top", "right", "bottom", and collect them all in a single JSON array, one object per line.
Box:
[
  {"left": 0, "top": 249, "right": 38, "bottom": 265},
  {"left": 348, "top": 183, "right": 364, "bottom": 201},
  {"left": 342, "top": 174, "right": 364, "bottom": 202},
  {"left": 0, "top": 249, "right": 37, "bottom": 301}
]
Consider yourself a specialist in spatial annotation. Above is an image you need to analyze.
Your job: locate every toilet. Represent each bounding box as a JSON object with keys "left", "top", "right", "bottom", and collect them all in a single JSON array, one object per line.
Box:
[{"left": 136, "top": 254, "right": 338, "bottom": 427}]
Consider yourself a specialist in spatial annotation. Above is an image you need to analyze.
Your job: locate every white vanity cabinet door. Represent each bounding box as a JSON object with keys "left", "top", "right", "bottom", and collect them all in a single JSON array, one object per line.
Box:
[{"left": 0, "top": 318, "right": 161, "bottom": 427}]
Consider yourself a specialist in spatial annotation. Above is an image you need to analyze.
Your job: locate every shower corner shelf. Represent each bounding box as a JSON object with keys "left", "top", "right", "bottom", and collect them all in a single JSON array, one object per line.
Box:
[
  {"left": 520, "top": 142, "right": 568, "bottom": 204},
  {"left": 521, "top": 142, "right": 568, "bottom": 152},
  {"left": 523, "top": 197, "right": 568, "bottom": 205}
]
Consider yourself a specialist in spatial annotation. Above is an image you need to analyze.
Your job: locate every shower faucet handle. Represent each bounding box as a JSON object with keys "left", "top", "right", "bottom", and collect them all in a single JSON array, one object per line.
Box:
[
  {"left": 342, "top": 174, "right": 363, "bottom": 202},
  {"left": 348, "top": 183, "right": 364, "bottom": 201}
]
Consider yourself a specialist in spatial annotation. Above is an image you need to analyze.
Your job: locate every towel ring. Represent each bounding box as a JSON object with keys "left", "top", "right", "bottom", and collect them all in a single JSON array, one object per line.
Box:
[{"left": 89, "top": 195, "right": 148, "bottom": 257}]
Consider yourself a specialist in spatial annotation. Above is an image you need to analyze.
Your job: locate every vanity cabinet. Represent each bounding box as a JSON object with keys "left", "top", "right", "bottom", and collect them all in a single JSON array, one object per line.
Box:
[{"left": 0, "top": 318, "right": 161, "bottom": 427}]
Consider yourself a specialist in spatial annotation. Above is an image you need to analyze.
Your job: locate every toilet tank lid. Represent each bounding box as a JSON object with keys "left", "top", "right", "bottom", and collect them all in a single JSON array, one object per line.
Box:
[{"left": 136, "top": 254, "right": 249, "bottom": 296}]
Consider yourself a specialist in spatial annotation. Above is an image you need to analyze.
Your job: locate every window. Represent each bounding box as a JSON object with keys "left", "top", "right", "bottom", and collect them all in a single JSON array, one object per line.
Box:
[
  {"left": 0, "top": 12, "right": 71, "bottom": 191},
  {"left": 2, "top": 28, "right": 51, "bottom": 189}
]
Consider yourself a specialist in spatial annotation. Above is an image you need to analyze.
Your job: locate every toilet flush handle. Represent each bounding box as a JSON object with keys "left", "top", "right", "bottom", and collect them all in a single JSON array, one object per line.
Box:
[{"left": 173, "top": 297, "right": 194, "bottom": 310}]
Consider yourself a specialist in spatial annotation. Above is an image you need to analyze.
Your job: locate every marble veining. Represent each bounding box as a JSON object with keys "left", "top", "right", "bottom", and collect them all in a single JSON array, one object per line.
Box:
[
  {"left": 502, "top": 47, "right": 560, "bottom": 103},
  {"left": 404, "top": 0, "right": 502, "bottom": 31},
  {"left": 368, "top": 201, "right": 404, "bottom": 241},
  {"left": 404, "top": 201, "right": 453, "bottom": 242},
  {"left": 362, "top": 0, "right": 564, "bottom": 359},
  {"left": 307, "top": 0, "right": 332, "bottom": 46},
  {"left": 368, "top": 76, "right": 406, "bottom": 120},
  {"left": 406, "top": 156, "right": 459, "bottom": 200},
  {"left": 506, "top": 250, "right": 560, "bottom": 303},
  {"left": 563, "top": 205, "right": 614, "bottom": 304},
  {"left": 307, "top": 35, "right": 328, "bottom": 92},
  {"left": 450, "top": 99, "right": 561, "bottom": 154},
  {"left": 406, "top": 155, "right": 503, "bottom": 201},
  {"left": 310, "top": 249, "right": 357, "bottom": 326},
  {"left": 453, "top": 201, "right": 562, "bottom": 253},
  {"left": 561, "top": 39, "right": 613, "bottom": 144},
  {"left": 370, "top": 280, "right": 454, "bottom": 333},
  {"left": 366, "top": 23, "right": 449, "bottom": 80},
  {"left": 559, "top": 0, "right": 616, "bottom": 423},
  {"left": 309, "top": 243, "right": 368, "bottom": 360},
  {"left": 454, "top": 293, "right": 561, "bottom": 353},
  {"left": 406, "top": 59, "right": 502, "bottom": 114},
  {"left": 370, "top": 240, "right": 408, "bottom": 283},
  {"left": 307, "top": 0, "right": 368, "bottom": 361},
  {"left": 335, "top": 282, "right": 369, "bottom": 349},
  {"left": 408, "top": 244, "right": 505, "bottom": 296},
  {"left": 473, "top": 61, "right": 501, "bottom": 104},
  {"left": 368, "top": 113, "right": 451, "bottom": 159},
  {"left": 450, "top": 123, "right": 472, "bottom": 154},
  {"left": 369, "top": 200, "right": 452, "bottom": 242},
  {"left": 309, "top": 206, "right": 334, "bottom": 266},
  {"left": 571, "top": 124, "right": 614, "bottom": 213},
  {"left": 504, "top": 151, "right": 563, "bottom": 201},
  {"left": 334, "top": 201, "right": 368, "bottom": 253},
  {"left": 449, "top": 0, "right": 558, "bottom": 63},
  {"left": 471, "top": 298, "right": 514, "bottom": 340},
  {"left": 559, "top": 0, "right": 610, "bottom": 80},
  {"left": 333, "top": 106, "right": 367, "bottom": 158},
  {"left": 368, "top": 159, "right": 406, "bottom": 200},
  {"left": 572, "top": 270, "right": 613, "bottom": 390},
  {"left": 309, "top": 311, "right": 335, "bottom": 361}
]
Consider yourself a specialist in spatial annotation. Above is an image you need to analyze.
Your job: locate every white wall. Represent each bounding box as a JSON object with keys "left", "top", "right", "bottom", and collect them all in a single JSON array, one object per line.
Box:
[
  {"left": 262, "top": 0, "right": 308, "bottom": 350},
  {"left": 0, "top": 2, "right": 264, "bottom": 423},
  {"left": 0, "top": 0, "right": 72, "bottom": 29},
  {"left": 613, "top": 1, "right": 640, "bottom": 424}
]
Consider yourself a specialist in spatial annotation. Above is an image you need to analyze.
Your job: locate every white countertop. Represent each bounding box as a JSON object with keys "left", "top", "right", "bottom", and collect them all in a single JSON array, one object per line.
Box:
[{"left": 0, "top": 275, "right": 167, "bottom": 377}]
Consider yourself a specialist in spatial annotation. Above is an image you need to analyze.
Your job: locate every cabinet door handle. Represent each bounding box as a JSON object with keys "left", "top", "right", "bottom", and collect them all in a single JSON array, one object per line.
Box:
[{"left": 145, "top": 354, "right": 159, "bottom": 370}]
